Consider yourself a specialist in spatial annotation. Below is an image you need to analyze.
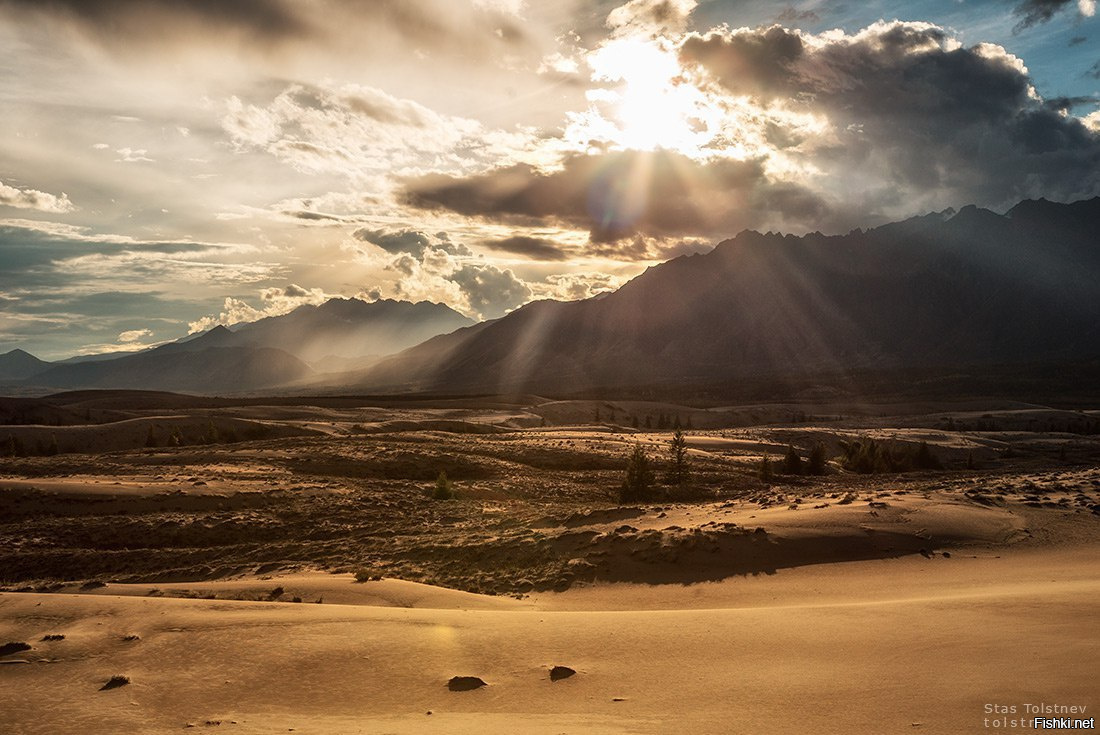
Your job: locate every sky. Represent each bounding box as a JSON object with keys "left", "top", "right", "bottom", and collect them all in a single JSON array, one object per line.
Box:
[{"left": 0, "top": 0, "right": 1098, "bottom": 360}]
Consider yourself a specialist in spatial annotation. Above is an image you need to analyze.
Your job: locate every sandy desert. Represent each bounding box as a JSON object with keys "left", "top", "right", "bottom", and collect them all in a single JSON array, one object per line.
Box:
[{"left": 2, "top": 393, "right": 1098, "bottom": 734}]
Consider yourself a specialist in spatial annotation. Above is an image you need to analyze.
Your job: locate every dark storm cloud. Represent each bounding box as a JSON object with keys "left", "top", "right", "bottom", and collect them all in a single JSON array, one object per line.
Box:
[
  {"left": 353, "top": 228, "right": 470, "bottom": 257},
  {"left": 403, "top": 21, "right": 1100, "bottom": 244},
  {"left": 479, "top": 235, "right": 570, "bottom": 261},
  {"left": 1068, "top": 35, "right": 1088, "bottom": 46},
  {"left": 403, "top": 149, "right": 829, "bottom": 247},
  {"left": 0, "top": 0, "right": 532, "bottom": 57},
  {"left": 681, "top": 22, "right": 1100, "bottom": 208},
  {"left": 1011, "top": 0, "right": 1080, "bottom": 31},
  {"left": 0, "top": 0, "right": 306, "bottom": 46}
]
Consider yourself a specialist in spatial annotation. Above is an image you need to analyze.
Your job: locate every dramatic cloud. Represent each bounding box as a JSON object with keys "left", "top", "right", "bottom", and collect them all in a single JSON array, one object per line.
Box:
[
  {"left": 607, "top": 0, "right": 697, "bottom": 37},
  {"left": 480, "top": 235, "right": 570, "bottom": 260},
  {"left": 448, "top": 263, "right": 532, "bottom": 319},
  {"left": 0, "top": 180, "right": 75, "bottom": 213},
  {"left": 534, "top": 272, "right": 622, "bottom": 300},
  {"left": 0, "top": 0, "right": 304, "bottom": 45},
  {"left": 222, "top": 82, "right": 535, "bottom": 184},
  {"left": 680, "top": 22, "right": 1100, "bottom": 215},
  {"left": 0, "top": 0, "right": 533, "bottom": 60},
  {"left": 404, "top": 149, "right": 828, "bottom": 246},
  {"left": 401, "top": 21, "right": 1100, "bottom": 242},
  {"left": 187, "top": 284, "right": 330, "bottom": 333},
  {"left": 2, "top": 0, "right": 1099, "bottom": 358},
  {"left": 354, "top": 228, "right": 471, "bottom": 258}
]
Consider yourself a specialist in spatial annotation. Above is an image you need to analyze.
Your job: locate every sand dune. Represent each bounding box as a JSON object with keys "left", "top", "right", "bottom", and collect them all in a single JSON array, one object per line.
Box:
[{"left": 1, "top": 545, "right": 1096, "bottom": 734}]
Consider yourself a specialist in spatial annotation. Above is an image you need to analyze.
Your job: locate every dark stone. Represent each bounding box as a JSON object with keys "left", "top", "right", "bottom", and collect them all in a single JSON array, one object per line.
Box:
[
  {"left": 550, "top": 666, "right": 576, "bottom": 681},
  {"left": 447, "top": 676, "right": 487, "bottom": 691}
]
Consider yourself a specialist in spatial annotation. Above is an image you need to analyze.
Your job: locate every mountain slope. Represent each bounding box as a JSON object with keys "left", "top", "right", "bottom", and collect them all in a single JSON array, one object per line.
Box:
[
  {"left": 0, "top": 349, "right": 51, "bottom": 381},
  {"left": 356, "top": 197, "right": 1100, "bottom": 395},
  {"left": 29, "top": 345, "right": 312, "bottom": 394},
  {"left": 229, "top": 298, "right": 475, "bottom": 365}
]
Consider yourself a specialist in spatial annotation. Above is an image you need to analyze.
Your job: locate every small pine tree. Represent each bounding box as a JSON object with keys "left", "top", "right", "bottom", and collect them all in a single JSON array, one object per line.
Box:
[
  {"left": 432, "top": 470, "right": 455, "bottom": 500},
  {"left": 620, "top": 445, "right": 654, "bottom": 503},
  {"left": 668, "top": 429, "right": 689, "bottom": 485},
  {"left": 145, "top": 425, "right": 158, "bottom": 448},
  {"left": 170, "top": 428, "right": 182, "bottom": 447},
  {"left": 631, "top": 415, "right": 639, "bottom": 429},
  {"left": 783, "top": 445, "right": 803, "bottom": 475},
  {"left": 644, "top": 415, "right": 653, "bottom": 429},
  {"left": 673, "top": 415, "right": 682, "bottom": 430},
  {"left": 759, "top": 452, "right": 773, "bottom": 482},
  {"left": 966, "top": 451, "right": 975, "bottom": 470},
  {"left": 807, "top": 442, "right": 827, "bottom": 475},
  {"left": 46, "top": 434, "right": 59, "bottom": 456},
  {"left": 594, "top": 406, "right": 601, "bottom": 422}
]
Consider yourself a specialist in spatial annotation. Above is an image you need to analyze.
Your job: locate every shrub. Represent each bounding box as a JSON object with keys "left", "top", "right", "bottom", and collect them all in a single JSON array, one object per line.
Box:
[
  {"left": 782, "top": 445, "right": 804, "bottom": 475},
  {"left": 620, "top": 444, "right": 654, "bottom": 503},
  {"left": 433, "top": 470, "right": 456, "bottom": 500},
  {"left": 758, "top": 452, "right": 773, "bottom": 482},
  {"left": 807, "top": 442, "right": 828, "bottom": 475}
]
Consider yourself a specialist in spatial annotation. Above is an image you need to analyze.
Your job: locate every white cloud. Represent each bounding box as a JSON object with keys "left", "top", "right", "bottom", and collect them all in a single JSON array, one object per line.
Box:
[
  {"left": 115, "top": 147, "right": 155, "bottom": 163},
  {"left": 0, "top": 180, "right": 76, "bottom": 213},
  {"left": 221, "top": 82, "right": 539, "bottom": 184},
  {"left": 118, "top": 328, "right": 152, "bottom": 343},
  {"left": 187, "top": 283, "right": 330, "bottom": 333}
]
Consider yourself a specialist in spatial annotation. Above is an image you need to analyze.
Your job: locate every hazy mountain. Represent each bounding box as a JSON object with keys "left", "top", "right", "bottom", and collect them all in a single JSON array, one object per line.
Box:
[
  {"left": 354, "top": 197, "right": 1100, "bottom": 396},
  {"left": 12, "top": 298, "right": 475, "bottom": 394},
  {"left": 29, "top": 336, "right": 312, "bottom": 394},
  {"left": 0, "top": 349, "right": 51, "bottom": 381},
  {"left": 227, "top": 298, "right": 475, "bottom": 367}
]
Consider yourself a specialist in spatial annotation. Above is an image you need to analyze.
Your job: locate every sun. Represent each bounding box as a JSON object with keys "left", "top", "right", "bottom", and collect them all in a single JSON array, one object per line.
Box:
[{"left": 585, "top": 38, "right": 717, "bottom": 156}]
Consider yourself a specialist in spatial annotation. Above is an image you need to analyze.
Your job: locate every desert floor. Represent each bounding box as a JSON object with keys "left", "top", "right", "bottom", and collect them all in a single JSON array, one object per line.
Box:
[{"left": 2, "top": 394, "right": 1098, "bottom": 733}]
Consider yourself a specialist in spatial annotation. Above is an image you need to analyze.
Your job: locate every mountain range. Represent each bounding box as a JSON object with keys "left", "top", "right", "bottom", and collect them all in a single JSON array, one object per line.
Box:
[
  {"left": 3, "top": 197, "right": 1098, "bottom": 397},
  {"left": 1, "top": 299, "right": 473, "bottom": 394},
  {"left": 352, "top": 197, "right": 1100, "bottom": 396}
]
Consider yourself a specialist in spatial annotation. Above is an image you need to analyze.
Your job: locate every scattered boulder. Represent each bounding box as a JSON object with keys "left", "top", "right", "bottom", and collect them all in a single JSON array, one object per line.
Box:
[
  {"left": 0, "top": 642, "right": 31, "bottom": 657},
  {"left": 100, "top": 675, "right": 130, "bottom": 691},
  {"left": 447, "top": 676, "right": 487, "bottom": 691},
  {"left": 549, "top": 666, "right": 576, "bottom": 681}
]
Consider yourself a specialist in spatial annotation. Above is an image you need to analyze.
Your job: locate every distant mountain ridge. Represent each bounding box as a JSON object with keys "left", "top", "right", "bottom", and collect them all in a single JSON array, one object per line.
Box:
[
  {"left": 226, "top": 297, "right": 475, "bottom": 364},
  {"left": 0, "top": 349, "right": 51, "bottom": 381},
  {"left": 2, "top": 298, "right": 475, "bottom": 395},
  {"left": 351, "top": 197, "right": 1100, "bottom": 395}
]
